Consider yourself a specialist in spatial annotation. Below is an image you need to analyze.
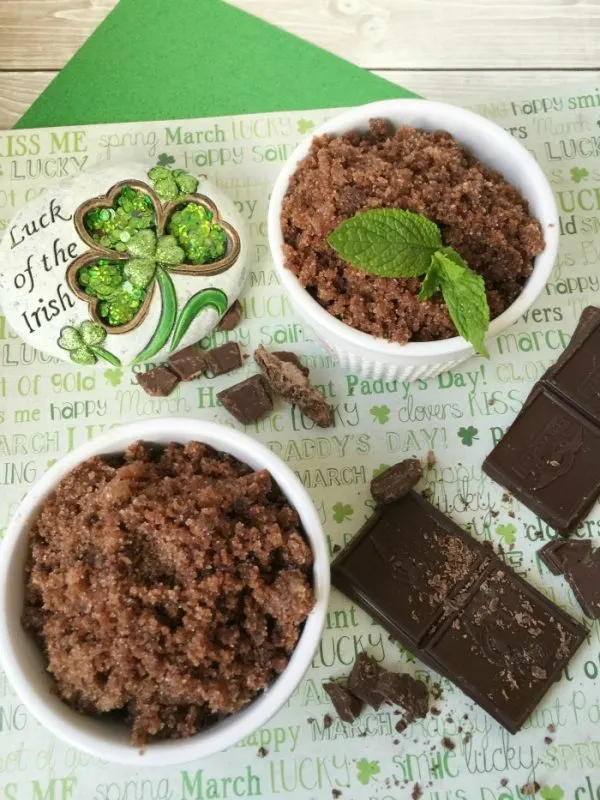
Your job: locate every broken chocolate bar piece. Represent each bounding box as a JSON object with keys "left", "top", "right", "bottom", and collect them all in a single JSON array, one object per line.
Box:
[
  {"left": 272, "top": 351, "right": 310, "bottom": 377},
  {"left": 484, "top": 388, "right": 600, "bottom": 536},
  {"left": 377, "top": 671, "right": 428, "bottom": 723},
  {"left": 371, "top": 459, "right": 423, "bottom": 504},
  {"left": 347, "top": 652, "right": 385, "bottom": 710},
  {"left": 217, "top": 375, "right": 273, "bottom": 424},
  {"left": 538, "top": 539, "right": 592, "bottom": 575},
  {"left": 216, "top": 300, "right": 243, "bottom": 332},
  {"left": 205, "top": 342, "right": 243, "bottom": 376},
  {"left": 332, "top": 492, "right": 586, "bottom": 734},
  {"left": 136, "top": 364, "right": 180, "bottom": 397},
  {"left": 167, "top": 344, "right": 206, "bottom": 381},
  {"left": 323, "top": 682, "right": 363, "bottom": 723},
  {"left": 254, "top": 345, "right": 333, "bottom": 428}
]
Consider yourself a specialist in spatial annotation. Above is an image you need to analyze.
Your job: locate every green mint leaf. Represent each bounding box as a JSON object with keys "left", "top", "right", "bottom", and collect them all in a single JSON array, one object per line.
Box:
[
  {"left": 328, "top": 209, "right": 442, "bottom": 278},
  {"left": 434, "top": 250, "right": 490, "bottom": 357},
  {"left": 418, "top": 258, "right": 443, "bottom": 301}
]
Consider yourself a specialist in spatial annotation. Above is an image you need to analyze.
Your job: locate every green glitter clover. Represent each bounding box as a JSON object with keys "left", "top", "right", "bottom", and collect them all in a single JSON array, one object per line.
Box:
[
  {"left": 168, "top": 203, "right": 227, "bottom": 264},
  {"left": 57, "top": 321, "right": 120, "bottom": 366},
  {"left": 148, "top": 165, "right": 199, "bottom": 202},
  {"left": 84, "top": 186, "right": 155, "bottom": 251}
]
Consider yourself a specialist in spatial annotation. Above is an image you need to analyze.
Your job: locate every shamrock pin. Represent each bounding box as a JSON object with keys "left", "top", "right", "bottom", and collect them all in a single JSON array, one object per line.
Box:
[
  {"left": 370, "top": 405, "right": 390, "bottom": 424},
  {"left": 104, "top": 367, "right": 123, "bottom": 387},
  {"left": 148, "top": 166, "right": 199, "bottom": 202},
  {"left": 333, "top": 502, "right": 354, "bottom": 523},
  {"left": 57, "top": 321, "right": 120, "bottom": 366},
  {"left": 297, "top": 118, "right": 315, "bottom": 134},
  {"left": 495, "top": 523, "right": 517, "bottom": 546},
  {"left": 156, "top": 153, "right": 176, "bottom": 167},
  {"left": 372, "top": 463, "right": 391, "bottom": 479},
  {"left": 571, "top": 166, "right": 589, "bottom": 184},
  {"left": 70, "top": 166, "right": 238, "bottom": 363},
  {"left": 540, "top": 787, "right": 564, "bottom": 800},
  {"left": 356, "top": 759, "right": 381, "bottom": 785},
  {"left": 457, "top": 425, "right": 479, "bottom": 446}
]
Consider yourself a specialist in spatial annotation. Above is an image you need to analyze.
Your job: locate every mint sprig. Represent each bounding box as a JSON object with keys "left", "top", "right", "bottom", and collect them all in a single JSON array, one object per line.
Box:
[{"left": 327, "top": 209, "right": 490, "bottom": 356}]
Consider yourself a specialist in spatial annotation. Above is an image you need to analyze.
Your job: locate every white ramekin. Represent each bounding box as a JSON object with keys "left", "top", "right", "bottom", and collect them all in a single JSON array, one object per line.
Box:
[
  {"left": 0, "top": 419, "right": 329, "bottom": 766},
  {"left": 268, "top": 99, "right": 559, "bottom": 381}
]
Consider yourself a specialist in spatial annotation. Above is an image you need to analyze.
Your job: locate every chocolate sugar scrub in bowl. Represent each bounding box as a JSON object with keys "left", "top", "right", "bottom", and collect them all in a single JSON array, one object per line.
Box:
[
  {"left": 268, "top": 99, "right": 559, "bottom": 380},
  {"left": 0, "top": 419, "right": 329, "bottom": 766}
]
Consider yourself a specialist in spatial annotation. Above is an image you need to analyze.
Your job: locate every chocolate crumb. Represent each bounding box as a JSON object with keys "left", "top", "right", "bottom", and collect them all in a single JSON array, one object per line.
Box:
[
  {"left": 332, "top": 544, "right": 341, "bottom": 554},
  {"left": 441, "top": 736, "right": 455, "bottom": 751},
  {"left": 427, "top": 451, "right": 437, "bottom": 468},
  {"left": 257, "top": 747, "right": 268, "bottom": 758},
  {"left": 521, "top": 782, "right": 540, "bottom": 796},
  {"left": 412, "top": 783, "right": 423, "bottom": 800},
  {"left": 323, "top": 714, "right": 333, "bottom": 729},
  {"left": 431, "top": 707, "right": 441, "bottom": 716},
  {"left": 547, "top": 723, "right": 556, "bottom": 733},
  {"left": 431, "top": 682, "right": 443, "bottom": 700},
  {"left": 500, "top": 778, "right": 509, "bottom": 787},
  {"left": 544, "top": 736, "right": 553, "bottom": 745},
  {"left": 332, "top": 791, "right": 342, "bottom": 799},
  {"left": 393, "top": 739, "right": 399, "bottom": 745},
  {"left": 463, "top": 732, "right": 471, "bottom": 744}
]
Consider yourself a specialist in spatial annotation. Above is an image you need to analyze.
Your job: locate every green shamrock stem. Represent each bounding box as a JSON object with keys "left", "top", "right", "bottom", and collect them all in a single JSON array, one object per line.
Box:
[
  {"left": 169, "top": 288, "right": 228, "bottom": 352},
  {"left": 91, "top": 346, "right": 121, "bottom": 367},
  {"left": 134, "top": 267, "right": 177, "bottom": 364}
]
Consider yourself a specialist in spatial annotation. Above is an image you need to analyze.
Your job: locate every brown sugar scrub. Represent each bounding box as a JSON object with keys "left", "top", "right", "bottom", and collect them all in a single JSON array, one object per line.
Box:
[
  {"left": 281, "top": 119, "right": 544, "bottom": 344},
  {"left": 23, "top": 441, "right": 314, "bottom": 746}
]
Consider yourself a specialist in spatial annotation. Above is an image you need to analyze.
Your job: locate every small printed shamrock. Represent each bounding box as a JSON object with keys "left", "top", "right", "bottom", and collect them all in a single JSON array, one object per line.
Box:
[
  {"left": 57, "top": 321, "right": 120, "bottom": 366},
  {"left": 333, "top": 502, "right": 354, "bottom": 524},
  {"left": 495, "top": 523, "right": 517, "bottom": 546},
  {"left": 148, "top": 165, "right": 199, "bottom": 202},
  {"left": 356, "top": 758, "right": 381, "bottom": 785},
  {"left": 370, "top": 405, "right": 390, "bottom": 425},
  {"left": 395, "top": 641, "right": 416, "bottom": 662},
  {"left": 571, "top": 166, "right": 589, "bottom": 184},
  {"left": 540, "top": 787, "right": 564, "bottom": 800},
  {"left": 157, "top": 152, "right": 176, "bottom": 167},
  {"left": 297, "top": 118, "right": 315, "bottom": 134},
  {"left": 372, "top": 463, "right": 391, "bottom": 479},
  {"left": 457, "top": 425, "right": 479, "bottom": 446},
  {"left": 104, "top": 367, "right": 123, "bottom": 387}
]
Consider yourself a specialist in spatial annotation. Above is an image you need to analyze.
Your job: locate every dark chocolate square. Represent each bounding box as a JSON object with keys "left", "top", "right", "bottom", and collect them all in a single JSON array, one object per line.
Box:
[
  {"left": 167, "top": 344, "right": 206, "bottom": 381},
  {"left": 217, "top": 375, "right": 273, "bottom": 424},
  {"left": 424, "top": 566, "right": 585, "bottom": 733},
  {"left": 332, "top": 492, "right": 487, "bottom": 646},
  {"left": 136, "top": 365, "right": 180, "bottom": 397},
  {"left": 483, "top": 388, "right": 600, "bottom": 535},
  {"left": 204, "top": 342, "right": 243, "bottom": 376}
]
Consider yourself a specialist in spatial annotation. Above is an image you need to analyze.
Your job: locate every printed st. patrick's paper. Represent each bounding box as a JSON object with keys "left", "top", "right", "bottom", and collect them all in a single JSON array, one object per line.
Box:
[{"left": 1, "top": 82, "right": 600, "bottom": 799}]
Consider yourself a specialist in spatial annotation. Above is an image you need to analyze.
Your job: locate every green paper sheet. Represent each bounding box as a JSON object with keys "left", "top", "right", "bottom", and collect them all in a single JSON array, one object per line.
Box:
[{"left": 16, "top": 0, "right": 415, "bottom": 129}]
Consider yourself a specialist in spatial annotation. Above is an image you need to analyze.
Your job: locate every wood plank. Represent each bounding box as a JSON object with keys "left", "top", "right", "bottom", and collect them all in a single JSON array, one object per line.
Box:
[
  {"left": 374, "top": 69, "right": 600, "bottom": 102},
  {"left": 0, "top": 0, "right": 116, "bottom": 70},
  {"left": 229, "top": 0, "right": 600, "bottom": 69},
  {"left": 0, "top": 0, "right": 598, "bottom": 71},
  {"left": 0, "top": 72, "right": 55, "bottom": 128},
  {"left": 1, "top": 69, "right": 596, "bottom": 130}
]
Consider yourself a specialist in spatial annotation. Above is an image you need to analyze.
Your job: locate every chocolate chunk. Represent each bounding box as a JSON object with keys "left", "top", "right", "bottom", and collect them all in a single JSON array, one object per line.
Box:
[
  {"left": 136, "top": 365, "right": 179, "bottom": 397},
  {"left": 371, "top": 459, "right": 423, "bottom": 503},
  {"left": 323, "top": 713, "right": 333, "bottom": 729},
  {"left": 538, "top": 539, "right": 592, "bottom": 575},
  {"left": 254, "top": 345, "right": 333, "bottom": 427},
  {"left": 485, "top": 307, "right": 600, "bottom": 535},
  {"left": 272, "top": 351, "right": 310, "bottom": 376},
  {"left": 205, "top": 342, "right": 243, "bottom": 376},
  {"left": 216, "top": 300, "right": 243, "bottom": 332},
  {"left": 346, "top": 652, "right": 385, "bottom": 710},
  {"left": 331, "top": 492, "right": 586, "bottom": 734},
  {"left": 521, "top": 783, "right": 540, "bottom": 796},
  {"left": 323, "top": 682, "right": 363, "bottom": 723},
  {"left": 441, "top": 737, "right": 455, "bottom": 751},
  {"left": 217, "top": 375, "right": 273, "bottom": 424},
  {"left": 167, "top": 344, "right": 206, "bottom": 381},
  {"left": 484, "top": 388, "right": 600, "bottom": 535},
  {"left": 376, "top": 670, "right": 428, "bottom": 722}
]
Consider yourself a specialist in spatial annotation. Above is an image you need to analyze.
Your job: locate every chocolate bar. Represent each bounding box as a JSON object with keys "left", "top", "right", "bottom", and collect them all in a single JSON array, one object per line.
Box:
[
  {"left": 484, "top": 306, "right": 600, "bottom": 535},
  {"left": 331, "top": 492, "right": 586, "bottom": 734},
  {"left": 538, "top": 539, "right": 600, "bottom": 619}
]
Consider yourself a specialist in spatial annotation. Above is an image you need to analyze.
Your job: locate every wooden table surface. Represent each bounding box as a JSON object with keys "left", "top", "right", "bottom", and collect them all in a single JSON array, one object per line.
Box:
[{"left": 0, "top": 0, "right": 598, "bottom": 128}]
